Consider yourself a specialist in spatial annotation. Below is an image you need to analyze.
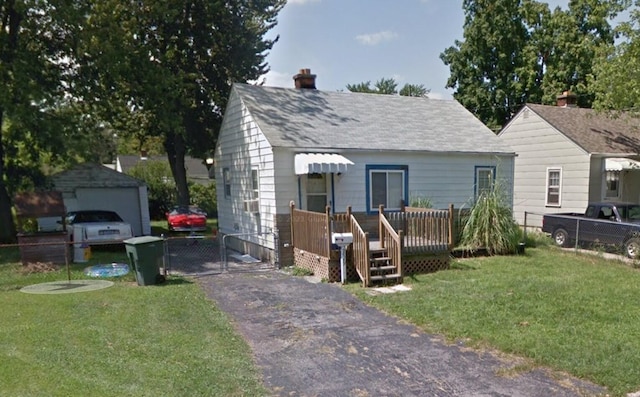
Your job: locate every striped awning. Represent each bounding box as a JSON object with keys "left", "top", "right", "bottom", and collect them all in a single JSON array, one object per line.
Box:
[
  {"left": 605, "top": 158, "right": 640, "bottom": 171},
  {"left": 294, "top": 153, "right": 354, "bottom": 175}
]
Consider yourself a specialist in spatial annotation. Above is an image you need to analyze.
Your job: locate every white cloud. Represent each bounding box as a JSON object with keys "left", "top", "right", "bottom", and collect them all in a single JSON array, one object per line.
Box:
[
  {"left": 259, "top": 70, "right": 294, "bottom": 88},
  {"left": 355, "top": 30, "right": 398, "bottom": 46},
  {"left": 428, "top": 91, "right": 451, "bottom": 100},
  {"left": 287, "top": 0, "right": 320, "bottom": 4}
]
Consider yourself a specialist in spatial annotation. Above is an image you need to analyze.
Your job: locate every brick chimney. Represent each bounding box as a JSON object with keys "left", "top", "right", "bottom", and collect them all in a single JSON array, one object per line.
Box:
[
  {"left": 556, "top": 90, "right": 577, "bottom": 107},
  {"left": 293, "top": 68, "right": 316, "bottom": 89}
]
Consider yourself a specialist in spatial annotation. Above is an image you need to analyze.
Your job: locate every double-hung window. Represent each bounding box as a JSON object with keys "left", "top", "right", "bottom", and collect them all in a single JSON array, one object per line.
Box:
[
  {"left": 475, "top": 166, "right": 495, "bottom": 199},
  {"left": 366, "top": 165, "right": 408, "bottom": 213},
  {"left": 546, "top": 168, "right": 562, "bottom": 206},
  {"left": 251, "top": 169, "right": 259, "bottom": 200},
  {"left": 223, "top": 168, "right": 231, "bottom": 198}
]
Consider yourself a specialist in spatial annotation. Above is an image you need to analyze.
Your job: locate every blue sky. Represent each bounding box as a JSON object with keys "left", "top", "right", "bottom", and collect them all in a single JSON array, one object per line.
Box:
[{"left": 261, "top": 0, "right": 571, "bottom": 99}]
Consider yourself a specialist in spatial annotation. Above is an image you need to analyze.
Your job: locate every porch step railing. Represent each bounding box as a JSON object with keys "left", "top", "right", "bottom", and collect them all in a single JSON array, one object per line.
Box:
[
  {"left": 376, "top": 208, "right": 403, "bottom": 285},
  {"left": 350, "top": 214, "right": 370, "bottom": 287}
]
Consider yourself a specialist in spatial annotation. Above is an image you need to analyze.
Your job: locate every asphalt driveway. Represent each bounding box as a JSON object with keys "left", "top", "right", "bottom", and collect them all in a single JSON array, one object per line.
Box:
[{"left": 173, "top": 254, "right": 607, "bottom": 396}]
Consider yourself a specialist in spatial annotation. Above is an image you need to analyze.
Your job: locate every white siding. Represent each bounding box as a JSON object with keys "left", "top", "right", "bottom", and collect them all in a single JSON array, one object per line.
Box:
[
  {"left": 499, "top": 108, "right": 591, "bottom": 226},
  {"left": 273, "top": 149, "right": 514, "bottom": 214},
  {"left": 215, "top": 91, "right": 276, "bottom": 249}
]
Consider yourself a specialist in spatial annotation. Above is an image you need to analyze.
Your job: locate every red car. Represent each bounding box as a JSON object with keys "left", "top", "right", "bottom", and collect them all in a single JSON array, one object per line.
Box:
[{"left": 166, "top": 206, "right": 207, "bottom": 232}]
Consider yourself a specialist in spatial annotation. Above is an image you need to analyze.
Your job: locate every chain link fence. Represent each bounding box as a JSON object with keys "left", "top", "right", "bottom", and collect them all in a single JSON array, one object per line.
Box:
[
  {"left": 0, "top": 234, "right": 274, "bottom": 277},
  {"left": 524, "top": 211, "right": 639, "bottom": 259}
]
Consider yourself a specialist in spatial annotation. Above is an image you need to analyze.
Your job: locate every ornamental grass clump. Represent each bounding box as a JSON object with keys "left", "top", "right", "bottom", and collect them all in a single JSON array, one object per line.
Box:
[{"left": 460, "top": 181, "right": 522, "bottom": 255}]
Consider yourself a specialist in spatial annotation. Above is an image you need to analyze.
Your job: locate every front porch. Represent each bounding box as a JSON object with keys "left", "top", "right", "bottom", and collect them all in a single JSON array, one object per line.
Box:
[{"left": 289, "top": 202, "right": 454, "bottom": 287}]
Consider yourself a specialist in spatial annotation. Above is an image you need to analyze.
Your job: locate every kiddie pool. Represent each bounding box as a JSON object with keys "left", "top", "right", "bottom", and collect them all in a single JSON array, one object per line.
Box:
[{"left": 84, "top": 263, "right": 130, "bottom": 278}]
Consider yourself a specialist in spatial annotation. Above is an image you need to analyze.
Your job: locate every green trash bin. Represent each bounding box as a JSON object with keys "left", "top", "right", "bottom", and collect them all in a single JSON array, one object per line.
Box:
[{"left": 124, "top": 236, "right": 165, "bottom": 286}]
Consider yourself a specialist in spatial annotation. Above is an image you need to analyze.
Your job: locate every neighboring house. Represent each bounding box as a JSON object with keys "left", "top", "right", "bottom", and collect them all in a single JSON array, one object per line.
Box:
[
  {"left": 214, "top": 69, "right": 516, "bottom": 266},
  {"left": 498, "top": 91, "right": 640, "bottom": 227},
  {"left": 49, "top": 162, "right": 151, "bottom": 236},
  {"left": 116, "top": 154, "right": 214, "bottom": 184}
]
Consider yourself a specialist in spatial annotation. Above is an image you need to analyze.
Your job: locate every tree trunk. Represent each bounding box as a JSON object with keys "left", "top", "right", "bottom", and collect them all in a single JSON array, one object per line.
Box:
[
  {"left": 165, "top": 131, "right": 190, "bottom": 206},
  {"left": 0, "top": 109, "right": 17, "bottom": 243}
]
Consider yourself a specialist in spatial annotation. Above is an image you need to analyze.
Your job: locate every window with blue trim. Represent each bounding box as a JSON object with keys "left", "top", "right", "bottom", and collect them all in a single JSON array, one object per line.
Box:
[
  {"left": 366, "top": 165, "right": 408, "bottom": 212},
  {"left": 475, "top": 166, "right": 495, "bottom": 199}
]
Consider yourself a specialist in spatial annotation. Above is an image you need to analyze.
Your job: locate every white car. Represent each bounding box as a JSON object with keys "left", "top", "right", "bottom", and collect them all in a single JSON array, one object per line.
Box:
[{"left": 66, "top": 210, "right": 133, "bottom": 244}]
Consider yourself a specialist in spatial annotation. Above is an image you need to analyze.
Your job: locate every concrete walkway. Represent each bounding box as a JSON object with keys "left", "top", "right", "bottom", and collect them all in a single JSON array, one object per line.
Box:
[{"left": 186, "top": 259, "right": 607, "bottom": 397}]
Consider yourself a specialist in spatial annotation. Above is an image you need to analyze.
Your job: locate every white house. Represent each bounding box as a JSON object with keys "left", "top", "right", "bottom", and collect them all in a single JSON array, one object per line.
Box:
[
  {"left": 498, "top": 91, "right": 640, "bottom": 227},
  {"left": 215, "top": 69, "right": 516, "bottom": 266}
]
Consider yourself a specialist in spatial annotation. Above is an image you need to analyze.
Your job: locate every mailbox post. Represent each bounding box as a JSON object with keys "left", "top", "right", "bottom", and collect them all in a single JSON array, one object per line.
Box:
[{"left": 331, "top": 232, "right": 353, "bottom": 284}]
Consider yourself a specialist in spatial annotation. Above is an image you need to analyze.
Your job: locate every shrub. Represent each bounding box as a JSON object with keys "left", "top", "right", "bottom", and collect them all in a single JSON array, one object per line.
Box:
[
  {"left": 127, "top": 161, "right": 176, "bottom": 219},
  {"left": 459, "top": 180, "right": 522, "bottom": 255},
  {"left": 190, "top": 182, "right": 217, "bottom": 217},
  {"left": 409, "top": 194, "right": 433, "bottom": 208}
]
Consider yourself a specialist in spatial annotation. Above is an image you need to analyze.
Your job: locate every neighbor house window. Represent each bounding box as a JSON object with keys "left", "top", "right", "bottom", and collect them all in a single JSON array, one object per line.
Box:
[
  {"left": 546, "top": 168, "right": 562, "bottom": 206},
  {"left": 605, "top": 171, "right": 620, "bottom": 199},
  {"left": 223, "top": 168, "right": 231, "bottom": 198},
  {"left": 366, "top": 165, "right": 408, "bottom": 213},
  {"left": 475, "top": 166, "right": 495, "bottom": 199}
]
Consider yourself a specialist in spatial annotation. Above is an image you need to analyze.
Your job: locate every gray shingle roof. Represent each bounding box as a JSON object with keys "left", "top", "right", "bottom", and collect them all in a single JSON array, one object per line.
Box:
[
  {"left": 526, "top": 103, "right": 640, "bottom": 154},
  {"left": 233, "top": 84, "right": 514, "bottom": 154},
  {"left": 52, "top": 162, "right": 145, "bottom": 193},
  {"left": 118, "top": 155, "right": 212, "bottom": 180}
]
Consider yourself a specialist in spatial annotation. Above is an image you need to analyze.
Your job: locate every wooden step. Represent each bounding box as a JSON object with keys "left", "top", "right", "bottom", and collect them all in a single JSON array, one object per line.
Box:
[
  {"left": 370, "top": 256, "right": 391, "bottom": 263},
  {"left": 370, "top": 273, "right": 401, "bottom": 281},
  {"left": 370, "top": 265, "right": 396, "bottom": 272}
]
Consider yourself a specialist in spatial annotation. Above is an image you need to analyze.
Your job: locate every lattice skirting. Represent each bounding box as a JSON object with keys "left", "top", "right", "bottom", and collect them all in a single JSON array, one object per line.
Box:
[
  {"left": 402, "top": 253, "right": 450, "bottom": 274},
  {"left": 293, "top": 248, "right": 358, "bottom": 282},
  {"left": 294, "top": 248, "right": 448, "bottom": 282}
]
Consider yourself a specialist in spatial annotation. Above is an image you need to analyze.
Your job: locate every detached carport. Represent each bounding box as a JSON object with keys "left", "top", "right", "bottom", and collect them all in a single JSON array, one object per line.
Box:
[{"left": 52, "top": 162, "right": 151, "bottom": 236}]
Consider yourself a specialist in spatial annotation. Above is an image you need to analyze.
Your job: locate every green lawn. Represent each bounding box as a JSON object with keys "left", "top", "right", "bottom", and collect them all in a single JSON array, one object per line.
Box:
[
  {"left": 5, "top": 241, "right": 640, "bottom": 396},
  {"left": 345, "top": 247, "right": 640, "bottom": 396},
  {"left": 0, "top": 247, "right": 265, "bottom": 397}
]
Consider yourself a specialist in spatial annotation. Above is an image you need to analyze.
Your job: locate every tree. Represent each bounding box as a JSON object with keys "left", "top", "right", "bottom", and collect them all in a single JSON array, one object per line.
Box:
[
  {"left": 347, "top": 78, "right": 429, "bottom": 97},
  {"left": 535, "top": 0, "right": 627, "bottom": 107},
  {"left": 0, "top": 1, "right": 92, "bottom": 243},
  {"left": 347, "top": 78, "right": 398, "bottom": 94},
  {"left": 345, "top": 81, "right": 376, "bottom": 94},
  {"left": 78, "top": 0, "right": 285, "bottom": 207},
  {"left": 399, "top": 84, "right": 430, "bottom": 97},
  {"left": 440, "top": 0, "right": 529, "bottom": 130},
  {"left": 591, "top": 3, "right": 640, "bottom": 112},
  {"left": 441, "top": 0, "right": 627, "bottom": 131}
]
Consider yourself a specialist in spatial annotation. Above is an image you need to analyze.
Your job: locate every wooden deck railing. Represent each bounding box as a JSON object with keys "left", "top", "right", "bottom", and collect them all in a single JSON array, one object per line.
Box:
[
  {"left": 382, "top": 204, "right": 454, "bottom": 254},
  {"left": 289, "top": 202, "right": 454, "bottom": 286},
  {"left": 350, "top": 214, "right": 370, "bottom": 287},
  {"left": 289, "top": 202, "right": 331, "bottom": 257},
  {"left": 330, "top": 206, "right": 352, "bottom": 234},
  {"left": 378, "top": 213, "right": 403, "bottom": 284}
]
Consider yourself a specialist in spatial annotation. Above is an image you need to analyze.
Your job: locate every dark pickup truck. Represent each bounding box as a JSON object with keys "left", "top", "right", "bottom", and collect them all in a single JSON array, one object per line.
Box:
[{"left": 542, "top": 202, "right": 640, "bottom": 259}]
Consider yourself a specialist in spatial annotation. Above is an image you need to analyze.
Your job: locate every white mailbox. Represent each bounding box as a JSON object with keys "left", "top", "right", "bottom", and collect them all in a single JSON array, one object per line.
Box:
[{"left": 332, "top": 232, "right": 353, "bottom": 247}]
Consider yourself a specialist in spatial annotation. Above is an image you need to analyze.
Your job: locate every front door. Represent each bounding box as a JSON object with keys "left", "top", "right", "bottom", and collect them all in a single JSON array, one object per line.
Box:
[{"left": 306, "top": 173, "right": 328, "bottom": 212}]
